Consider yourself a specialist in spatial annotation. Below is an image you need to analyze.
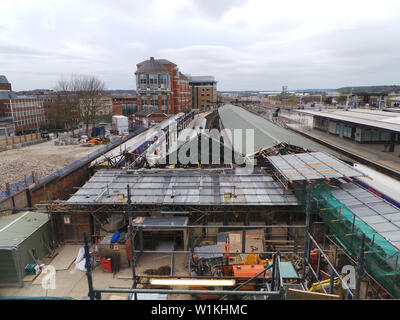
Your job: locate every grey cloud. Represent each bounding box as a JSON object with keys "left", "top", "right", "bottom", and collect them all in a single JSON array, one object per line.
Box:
[
  {"left": 190, "top": 0, "right": 248, "bottom": 19},
  {"left": 2, "top": 1, "right": 400, "bottom": 91}
]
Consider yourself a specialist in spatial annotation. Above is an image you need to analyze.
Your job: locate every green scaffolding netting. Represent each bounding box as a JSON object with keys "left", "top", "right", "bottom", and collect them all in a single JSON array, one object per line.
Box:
[{"left": 294, "top": 182, "right": 400, "bottom": 299}]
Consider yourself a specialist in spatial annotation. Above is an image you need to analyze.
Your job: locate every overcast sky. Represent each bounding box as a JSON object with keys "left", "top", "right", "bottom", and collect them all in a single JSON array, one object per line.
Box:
[{"left": 1, "top": 0, "right": 400, "bottom": 91}]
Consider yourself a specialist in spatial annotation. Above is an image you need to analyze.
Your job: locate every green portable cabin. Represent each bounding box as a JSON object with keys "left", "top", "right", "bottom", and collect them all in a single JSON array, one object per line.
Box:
[{"left": 0, "top": 211, "right": 50, "bottom": 287}]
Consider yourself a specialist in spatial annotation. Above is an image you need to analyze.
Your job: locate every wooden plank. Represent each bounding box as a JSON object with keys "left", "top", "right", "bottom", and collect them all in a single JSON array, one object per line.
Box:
[
  {"left": 109, "top": 295, "right": 127, "bottom": 300},
  {"left": 286, "top": 288, "right": 340, "bottom": 300},
  {"left": 49, "top": 244, "right": 81, "bottom": 270}
]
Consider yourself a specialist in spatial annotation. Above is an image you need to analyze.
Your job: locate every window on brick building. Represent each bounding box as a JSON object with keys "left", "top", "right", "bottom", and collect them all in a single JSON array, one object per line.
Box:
[
  {"left": 151, "top": 94, "right": 158, "bottom": 107},
  {"left": 149, "top": 74, "right": 158, "bottom": 89}
]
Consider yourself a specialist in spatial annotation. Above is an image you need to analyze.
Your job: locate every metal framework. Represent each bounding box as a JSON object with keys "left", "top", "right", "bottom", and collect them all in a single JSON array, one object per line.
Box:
[
  {"left": 66, "top": 168, "right": 298, "bottom": 206},
  {"left": 267, "top": 152, "right": 364, "bottom": 184}
]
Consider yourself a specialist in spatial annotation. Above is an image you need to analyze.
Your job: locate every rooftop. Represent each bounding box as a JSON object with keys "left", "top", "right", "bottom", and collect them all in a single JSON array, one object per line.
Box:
[
  {"left": 0, "top": 91, "right": 18, "bottom": 100},
  {"left": 135, "top": 58, "right": 169, "bottom": 74},
  {"left": 268, "top": 152, "right": 364, "bottom": 183},
  {"left": 136, "top": 107, "right": 167, "bottom": 117},
  {"left": 189, "top": 76, "right": 216, "bottom": 83},
  {"left": 66, "top": 168, "right": 298, "bottom": 206},
  {"left": 218, "top": 104, "right": 347, "bottom": 157},
  {"left": 0, "top": 75, "right": 10, "bottom": 84},
  {"left": 298, "top": 109, "right": 400, "bottom": 133},
  {"left": 0, "top": 211, "right": 48, "bottom": 248}
]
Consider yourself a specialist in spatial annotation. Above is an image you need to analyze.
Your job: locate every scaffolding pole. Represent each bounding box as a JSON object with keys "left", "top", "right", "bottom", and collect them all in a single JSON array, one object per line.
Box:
[{"left": 127, "top": 184, "right": 137, "bottom": 301}]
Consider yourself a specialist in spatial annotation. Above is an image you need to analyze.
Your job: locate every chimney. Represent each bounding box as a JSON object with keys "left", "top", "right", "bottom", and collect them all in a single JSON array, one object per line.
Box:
[{"left": 150, "top": 57, "right": 154, "bottom": 61}]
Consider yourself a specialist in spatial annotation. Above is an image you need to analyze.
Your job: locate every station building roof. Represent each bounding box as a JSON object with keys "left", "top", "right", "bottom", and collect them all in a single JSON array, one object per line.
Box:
[
  {"left": 66, "top": 168, "right": 298, "bottom": 206},
  {"left": 299, "top": 109, "right": 400, "bottom": 133},
  {"left": 218, "top": 104, "right": 347, "bottom": 157},
  {"left": 268, "top": 152, "right": 364, "bottom": 183}
]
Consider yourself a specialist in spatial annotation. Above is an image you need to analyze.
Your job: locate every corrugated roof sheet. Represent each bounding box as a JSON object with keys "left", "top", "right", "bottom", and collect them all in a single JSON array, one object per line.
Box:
[
  {"left": 268, "top": 152, "right": 364, "bottom": 183},
  {"left": 0, "top": 211, "right": 48, "bottom": 247},
  {"left": 66, "top": 168, "right": 298, "bottom": 206}
]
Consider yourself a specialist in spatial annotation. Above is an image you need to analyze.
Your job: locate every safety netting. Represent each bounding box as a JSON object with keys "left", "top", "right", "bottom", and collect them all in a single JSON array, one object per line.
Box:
[{"left": 294, "top": 182, "right": 400, "bottom": 299}]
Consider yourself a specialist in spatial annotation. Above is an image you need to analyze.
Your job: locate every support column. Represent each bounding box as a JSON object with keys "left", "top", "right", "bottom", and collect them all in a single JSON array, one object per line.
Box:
[{"left": 355, "top": 234, "right": 366, "bottom": 299}]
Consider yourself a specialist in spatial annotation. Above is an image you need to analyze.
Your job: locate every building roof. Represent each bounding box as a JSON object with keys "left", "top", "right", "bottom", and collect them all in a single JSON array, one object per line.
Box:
[
  {"left": 0, "top": 75, "right": 10, "bottom": 84},
  {"left": 268, "top": 152, "right": 364, "bottom": 183},
  {"left": 0, "top": 91, "right": 18, "bottom": 100},
  {"left": 155, "top": 59, "right": 177, "bottom": 66},
  {"left": 189, "top": 76, "right": 216, "bottom": 83},
  {"left": 0, "top": 211, "right": 48, "bottom": 248},
  {"left": 179, "top": 72, "right": 189, "bottom": 81},
  {"left": 66, "top": 168, "right": 298, "bottom": 206},
  {"left": 136, "top": 107, "right": 167, "bottom": 117},
  {"left": 218, "top": 104, "right": 347, "bottom": 157},
  {"left": 135, "top": 58, "right": 169, "bottom": 74},
  {"left": 138, "top": 58, "right": 177, "bottom": 67},
  {"left": 299, "top": 109, "right": 400, "bottom": 133}
]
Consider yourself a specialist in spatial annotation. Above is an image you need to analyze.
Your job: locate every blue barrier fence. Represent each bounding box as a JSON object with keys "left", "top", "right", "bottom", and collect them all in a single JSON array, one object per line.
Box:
[{"left": 0, "top": 126, "right": 145, "bottom": 202}]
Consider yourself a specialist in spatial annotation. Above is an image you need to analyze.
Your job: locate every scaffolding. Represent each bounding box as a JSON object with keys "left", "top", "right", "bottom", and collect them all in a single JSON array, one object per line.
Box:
[{"left": 296, "top": 181, "right": 400, "bottom": 299}]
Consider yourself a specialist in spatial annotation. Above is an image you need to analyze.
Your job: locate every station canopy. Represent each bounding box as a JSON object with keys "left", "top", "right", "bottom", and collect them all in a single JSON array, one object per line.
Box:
[
  {"left": 267, "top": 152, "right": 364, "bottom": 183},
  {"left": 331, "top": 182, "right": 400, "bottom": 248},
  {"left": 66, "top": 168, "right": 298, "bottom": 206}
]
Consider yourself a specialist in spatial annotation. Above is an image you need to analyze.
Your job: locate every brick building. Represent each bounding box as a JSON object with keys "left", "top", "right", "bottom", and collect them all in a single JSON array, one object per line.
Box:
[
  {"left": 0, "top": 75, "right": 46, "bottom": 134},
  {"left": 178, "top": 72, "right": 191, "bottom": 111},
  {"left": 189, "top": 76, "right": 217, "bottom": 111},
  {"left": 111, "top": 94, "right": 138, "bottom": 116},
  {"left": 134, "top": 107, "right": 168, "bottom": 128},
  {"left": 0, "top": 75, "right": 12, "bottom": 91},
  {"left": 135, "top": 57, "right": 191, "bottom": 114}
]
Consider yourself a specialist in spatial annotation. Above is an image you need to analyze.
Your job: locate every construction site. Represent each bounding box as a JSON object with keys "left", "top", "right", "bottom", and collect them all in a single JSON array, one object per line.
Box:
[{"left": 0, "top": 105, "right": 399, "bottom": 301}]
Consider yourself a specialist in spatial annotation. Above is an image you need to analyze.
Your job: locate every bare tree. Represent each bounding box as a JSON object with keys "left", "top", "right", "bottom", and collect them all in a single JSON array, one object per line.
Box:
[
  {"left": 48, "top": 74, "right": 106, "bottom": 135},
  {"left": 54, "top": 78, "right": 80, "bottom": 130},
  {"left": 71, "top": 75, "right": 106, "bottom": 135}
]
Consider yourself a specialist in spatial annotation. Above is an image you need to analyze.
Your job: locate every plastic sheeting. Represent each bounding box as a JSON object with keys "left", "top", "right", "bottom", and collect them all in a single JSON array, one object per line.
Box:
[{"left": 74, "top": 247, "right": 96, "bottom": 272}]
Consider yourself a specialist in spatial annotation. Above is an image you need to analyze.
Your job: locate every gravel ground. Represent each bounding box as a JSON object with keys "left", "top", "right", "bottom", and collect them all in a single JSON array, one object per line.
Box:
[{"left": 0, "top": 140, "right": 103, "bottom": 193}]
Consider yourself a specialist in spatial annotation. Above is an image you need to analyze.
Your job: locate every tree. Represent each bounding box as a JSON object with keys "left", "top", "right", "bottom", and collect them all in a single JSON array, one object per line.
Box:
[
  {"left": 48, "top": 75, "right": 106, "bottom": 135},
  {"left": 338, "top": 95, "right": 347, "bottom": 104},
  {"left": 72, "top": 75, "right": 106, "bottom": 135}
]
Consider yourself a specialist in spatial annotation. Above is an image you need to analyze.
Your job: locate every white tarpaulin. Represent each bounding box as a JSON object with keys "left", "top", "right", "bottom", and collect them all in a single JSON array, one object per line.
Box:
[{"left": 74, "top": 247, "right": 96, "bottom": 272}]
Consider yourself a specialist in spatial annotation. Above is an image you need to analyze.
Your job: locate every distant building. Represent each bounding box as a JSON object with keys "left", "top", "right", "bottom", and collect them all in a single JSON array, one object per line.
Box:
[
  {"left": 134, "top": 107, "right": 168, "bottom": 128},
  {"left": 188, "top": 76, "right": 217, "bottom": 111},
  {"left": 135, "top": 57, "right": 188, "bottom": 114},
  {"left": 135, "top": 57, "right": 200, "bottom": 114},
  {"left": 79, "top": 96, "right": 113, "bottom": 118},
  {"left": 111, "top": 94, "right": 138, "bottom": 116},
  {"left": 0, "top": 75, "right": 12, "bottom": 91},
  {"left": 178, "top": 72, "right": 191, "bottom": 111},
  {"left": 0, "top": 75, "right": 46, "bottom": 134},
  {"left": 298, "top": 109, "right": 400, "bottom": 149},
  {"left": 0, "top": 117, "right": 14, "bottom": 136}
]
